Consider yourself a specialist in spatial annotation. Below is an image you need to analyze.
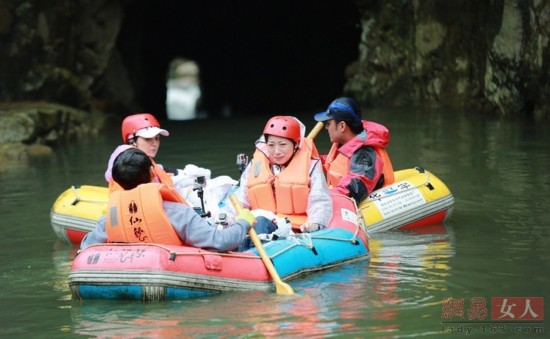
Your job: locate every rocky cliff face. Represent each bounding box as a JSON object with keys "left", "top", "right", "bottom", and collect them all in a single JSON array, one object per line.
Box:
[
  {"left": 0, "top": 0, "right": 548, "bottom": 127},
  {"left": 0, "top": 0, "right": 127, "bottom": 169},
  {"left": 346, "top": 0, "right": 550, "bottom": 119},
  {"left": 0, "top": 102, "right": 103, "bottom": 172},
  {"left": 0, "top": 0, "right": 135, "bottom": 112}
]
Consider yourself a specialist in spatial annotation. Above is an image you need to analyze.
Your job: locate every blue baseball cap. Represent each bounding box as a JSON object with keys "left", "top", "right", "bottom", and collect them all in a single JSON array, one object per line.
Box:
[{"left": 314, "top": 97, "right": 362, "bottom": 123}]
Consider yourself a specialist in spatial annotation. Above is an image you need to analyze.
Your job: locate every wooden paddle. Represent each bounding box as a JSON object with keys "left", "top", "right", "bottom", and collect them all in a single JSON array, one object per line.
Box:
[
  {"left": 229, "top": 194, "right": 294, "bottom": 295},
  {"left": 307, "top": 121, "right": 324, "bottom": 139}
]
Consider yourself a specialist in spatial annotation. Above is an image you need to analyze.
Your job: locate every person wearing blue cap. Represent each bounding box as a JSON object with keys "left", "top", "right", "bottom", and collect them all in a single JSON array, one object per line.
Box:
[{"left": 313, "top": 97, "right": 395, "bottom": 202}]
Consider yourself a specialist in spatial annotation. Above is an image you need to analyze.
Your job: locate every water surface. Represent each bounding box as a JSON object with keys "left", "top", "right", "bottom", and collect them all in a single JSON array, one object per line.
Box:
[{"left": 0, "top": 109, "right": 548, "bottom": 337}]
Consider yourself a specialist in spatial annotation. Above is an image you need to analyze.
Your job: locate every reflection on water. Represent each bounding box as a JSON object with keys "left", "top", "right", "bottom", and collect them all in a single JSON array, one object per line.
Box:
[
  {"left": 369, "top": 224, "right": 455, "bottom": 292},
  {"left": 51, "top": 241, "right": 77, "bottom": 297},
  {"left": 365, "top": 224, "right": 456, "bottom": 335}
]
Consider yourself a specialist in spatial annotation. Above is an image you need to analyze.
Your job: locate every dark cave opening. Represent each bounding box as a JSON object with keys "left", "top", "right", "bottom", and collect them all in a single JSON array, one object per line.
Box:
[{"left": 118, "top": 1, "right": 361, "bottom": 118}]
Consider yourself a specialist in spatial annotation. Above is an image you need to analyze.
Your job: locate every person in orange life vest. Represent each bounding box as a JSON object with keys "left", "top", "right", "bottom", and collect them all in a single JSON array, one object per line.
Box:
[
  {"left": 81, "top": 148, "right": 275, "bottom": 251},
  {"left": 231, "top": 116, "right": 332, "bottom": 233},
  {"left": 314, "top": 97, "right": 394, "bottom": 203}
]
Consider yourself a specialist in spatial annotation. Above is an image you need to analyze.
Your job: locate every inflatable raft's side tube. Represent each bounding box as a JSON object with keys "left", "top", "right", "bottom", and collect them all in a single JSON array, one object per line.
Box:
[
  {"left": 50, "top": 185, "right": 109, "bottom": 244},
  {"left": 327, "top": 193, "right": 369, "bottom": 250},
  {"left": 69, "top": 227, "right": 371, "bottom": 301},
  {"left": 358, "top": 168, "right": 454, "bottom": 232}
]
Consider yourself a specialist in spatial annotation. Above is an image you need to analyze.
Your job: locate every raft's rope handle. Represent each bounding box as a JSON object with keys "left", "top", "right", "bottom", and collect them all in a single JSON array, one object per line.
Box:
[
  {"left": 70, "top": 186, "right": 108, "bottom": 206},
  {"left": 269, "top": 230, "right": 363, "bottom": 258},
  {"left": 84, "top": 232, "right": 359, "bottom": 261},
  {"left": 85, "top": 242, "right": 260, "bottom": 259},
  {"left": 289, "top": 233, "right": 313, "bottom": 248}
]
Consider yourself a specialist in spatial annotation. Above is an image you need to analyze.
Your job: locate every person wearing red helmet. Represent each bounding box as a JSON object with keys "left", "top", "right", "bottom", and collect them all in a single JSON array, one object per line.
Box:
[
  {"left": 105, "top": 113, "right": 179, "bottom": 192},
  {"left": 230, "top": 116, "right": 332, "bottom": 234},
  {"left": 121, "top": 113, "right": 170, "bottom": 159}
]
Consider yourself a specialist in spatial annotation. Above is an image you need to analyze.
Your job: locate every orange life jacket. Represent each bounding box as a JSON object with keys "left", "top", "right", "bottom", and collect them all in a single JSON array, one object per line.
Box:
[
  {"left": 247, "top": 138, "right": 317, "bottom": 228},
  {"left": 379, "top": 148, "right": 394, "bottom": 185},
  {"left": 325, "top": 145, "right": 394, "bottom": 188},
  {"left": 109, "top": 159, "right": 175, "bottom": 193},
  {"left": 105, "top": 183, "right": 185, "bottom": 246}
]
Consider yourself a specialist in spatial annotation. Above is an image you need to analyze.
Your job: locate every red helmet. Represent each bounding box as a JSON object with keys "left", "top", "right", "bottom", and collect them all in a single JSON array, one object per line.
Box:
[
  {"left": 121, "top": 113, "right": 162, "bottom": 142},
  {"left": 263, "top": 116, "right": 301, "bottom": 144}
]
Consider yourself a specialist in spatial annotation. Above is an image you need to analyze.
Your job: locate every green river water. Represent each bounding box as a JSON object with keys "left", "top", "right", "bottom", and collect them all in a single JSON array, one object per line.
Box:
[{"left": 0, "top": 108, "right": 548, "bottom": 338}]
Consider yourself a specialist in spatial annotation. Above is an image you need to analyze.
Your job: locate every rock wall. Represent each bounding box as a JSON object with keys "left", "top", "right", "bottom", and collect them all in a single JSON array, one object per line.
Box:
[
  {"left": 0, "top": 102, "right": 103, "bottom": 172},
  {"left": 346, "top": 0, "right": 550, "bottom": 119},
  {"left": 0, "top": 0, "right": 136, "bottom": 112}
]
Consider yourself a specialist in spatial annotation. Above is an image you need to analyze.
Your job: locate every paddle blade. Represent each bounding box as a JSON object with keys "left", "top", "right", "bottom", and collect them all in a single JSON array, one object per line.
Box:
[{"left": 275, "top": 281, "right": 295, "bottom": 295}]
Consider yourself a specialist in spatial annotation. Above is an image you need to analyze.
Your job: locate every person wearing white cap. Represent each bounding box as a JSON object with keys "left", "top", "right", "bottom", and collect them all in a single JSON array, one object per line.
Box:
[
  {"left": 121, "top": 113, "right": 170, "bottom": 159},
  {"left": 104, "top": 113, "right": 178, "bottom": 192}
]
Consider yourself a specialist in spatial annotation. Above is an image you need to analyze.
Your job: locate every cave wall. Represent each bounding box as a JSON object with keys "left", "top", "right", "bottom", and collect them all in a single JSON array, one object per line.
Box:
[
  {"left": 1, "top": 0, "right": 549, "bottom": 120},
  {"left": 347, "top": 0, "right": 550, "bottom": 119},
  {"left": 0, "top": 0, "right": 134, "bottom": 112}
]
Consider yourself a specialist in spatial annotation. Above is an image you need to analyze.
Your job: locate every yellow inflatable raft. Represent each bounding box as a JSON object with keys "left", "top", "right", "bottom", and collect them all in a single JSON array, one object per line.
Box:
[
  {"left": 51, "top": 167, "right": 454, "bottom": 244},
  {"left": 50, "top": 185, "right": 108, "bottom": 245},
  {"left": 358, "top": 167, "right": 454, "bottom": 233}
]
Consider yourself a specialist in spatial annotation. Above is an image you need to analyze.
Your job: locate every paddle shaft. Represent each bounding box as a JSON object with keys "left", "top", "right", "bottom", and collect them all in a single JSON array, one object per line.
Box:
[
  {"left": 306, "top": 121, "right": 324, "bottom": 139},
  {"left": 229, "top": 195, "right": 294, "bottom": 295}
]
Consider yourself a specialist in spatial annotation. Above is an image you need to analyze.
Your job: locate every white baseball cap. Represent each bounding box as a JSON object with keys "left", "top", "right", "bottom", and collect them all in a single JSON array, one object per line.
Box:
[{"left": 133, "top": 126, "right": 169, "bottom": 139}]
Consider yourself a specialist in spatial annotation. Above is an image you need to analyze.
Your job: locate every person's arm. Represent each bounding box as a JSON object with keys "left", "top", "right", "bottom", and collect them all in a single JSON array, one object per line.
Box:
[
  {"left": 164, "top": 201, "right": 251, "bottom": 252},
  {"left": 305, "top": 160, "right": 333, "bottom": 229},
  {"left": 80, "top": 215, "right": 108, "bottom": 249},
  {"left": 332, "top": 146, "right": 384, "bottom": 202},
  {"left": 219, "top": 163, "right": 252, "bottom": 223}
]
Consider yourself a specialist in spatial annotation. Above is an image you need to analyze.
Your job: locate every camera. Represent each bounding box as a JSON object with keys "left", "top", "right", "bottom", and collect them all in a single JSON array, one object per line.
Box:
[
  {"left": 236, "top": 153, "right": 249, "bottom": 173},
  {"left": 194, "top": 176, "right": 206, "bottom": 187},
  {"left": 192, "top": 176, "right": 210, "bottom": 218}
]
